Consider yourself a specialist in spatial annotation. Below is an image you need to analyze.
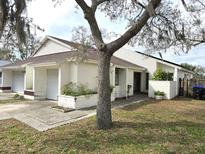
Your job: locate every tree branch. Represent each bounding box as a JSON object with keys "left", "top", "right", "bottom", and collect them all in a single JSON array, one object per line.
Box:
[
  {"left": 91, "top": 0, "right": 108, "bottom": 12},
  {"left": 75, "top": 0, "right": 105, "bottom": 51},
  {"left": 107, "top": 0, "right": 162, "bottom": 53}
]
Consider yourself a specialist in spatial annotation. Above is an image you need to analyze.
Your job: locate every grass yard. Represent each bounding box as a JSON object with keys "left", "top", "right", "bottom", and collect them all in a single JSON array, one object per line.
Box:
[
  {"left": 0, "top": 99, "right": 26, "bottom": 104},
  {"left": 0, "top": 98, "right": 205, "bottom": 153}
]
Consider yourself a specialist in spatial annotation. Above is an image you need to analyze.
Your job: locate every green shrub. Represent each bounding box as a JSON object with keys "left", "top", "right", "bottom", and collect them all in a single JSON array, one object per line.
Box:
[
  {"left": 62, "top": 82, "right": 97, "bottom": 96},
  {"left": 152, "top": 68, "right": 166, "bottom": 80},
  {"left": 13, "top": 94, "right": 24, "bottom": 100},
  {"left": 167, "top": 72, "right": 174, "bottom": 81},
  {"left": 154, "top": 90, "right": 165, "bottom": 96},
  {"left": 152, "top": 68, "right": 173, "bottom": 81},
  {"left": 13, "top": 94, "right": 20, "bottom": 99}
]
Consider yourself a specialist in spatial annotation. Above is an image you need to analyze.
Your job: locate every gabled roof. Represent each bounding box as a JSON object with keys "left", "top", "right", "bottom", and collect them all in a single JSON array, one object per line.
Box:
[
  {"left": 31, "top": 35, "right": 83, "bottom": 57},
  {"left": 135, "top": 51, "right": 194, "bottom": 73},
  {"left": 48, "top": 36, "right": 84, "bottom": 48},
  {"left": 3, "top": 48, "right": 146, "bottom": 70}
]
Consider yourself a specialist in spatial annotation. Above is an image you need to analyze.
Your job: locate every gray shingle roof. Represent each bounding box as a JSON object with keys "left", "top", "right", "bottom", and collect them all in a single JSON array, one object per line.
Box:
[{"left": 3, "top": 49, "right": 145, "bottom": 70}]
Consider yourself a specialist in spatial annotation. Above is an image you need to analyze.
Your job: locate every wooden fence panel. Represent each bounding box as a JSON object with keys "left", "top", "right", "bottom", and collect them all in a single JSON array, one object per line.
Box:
[{"left": 179, "top": 78, "right": 205, "bottom": 97}]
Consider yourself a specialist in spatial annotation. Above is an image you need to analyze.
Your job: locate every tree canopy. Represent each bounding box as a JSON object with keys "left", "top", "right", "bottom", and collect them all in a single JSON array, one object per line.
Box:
[
  {"left": 0, "top": 0, "right": 41, "bottom": 60},
  {"left": 69, "top": 0, "right": 205, "bottom": 53},
  {"left": 181, "top": 63, "right": 205, "bottom": 79}
]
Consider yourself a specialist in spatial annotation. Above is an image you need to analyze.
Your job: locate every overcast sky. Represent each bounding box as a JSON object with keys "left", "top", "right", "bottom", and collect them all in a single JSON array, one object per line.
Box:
[{"left": 27, "top": 0, "right": 205, "bottom": 67}]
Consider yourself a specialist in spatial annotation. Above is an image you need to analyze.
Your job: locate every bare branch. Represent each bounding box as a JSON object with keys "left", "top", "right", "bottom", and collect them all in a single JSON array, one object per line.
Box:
[
  {"left": 91, "top": 0, "right": 108, "bottom": 12},
  {"left": 75, "top": 0, "right": 105, "bottom": 51},
  {"left": 107, "top": 0, "right": 162, "bottom": 53}
]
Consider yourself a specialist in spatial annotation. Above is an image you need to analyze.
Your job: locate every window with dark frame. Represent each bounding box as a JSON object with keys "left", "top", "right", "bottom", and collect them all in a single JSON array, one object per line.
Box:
[{"left": 115, "top": 68, "right": 120, "bottom": 86}]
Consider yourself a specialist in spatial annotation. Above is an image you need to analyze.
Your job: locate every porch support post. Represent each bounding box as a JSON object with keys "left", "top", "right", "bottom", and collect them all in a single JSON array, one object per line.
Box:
[
  {"left": 33, "top": 68, "right": 36, "bottom": 92},
  {"left": 173, "top": 68, "right": 179, "bottom": 96},
  {"left": 111, "top": 66, "right": 115, "bottom": 86},
  {"left": 126, "top": 68, "right": 128, "bottom": 98},
  {"left": 58, "top": 67, "right": 61, "bottom": 96},
  {"left": 24, "top": 70, "right": 27, "bottom": 92},
  {"left": 112, "top": 66, "right": 116, "bottom": 99}
]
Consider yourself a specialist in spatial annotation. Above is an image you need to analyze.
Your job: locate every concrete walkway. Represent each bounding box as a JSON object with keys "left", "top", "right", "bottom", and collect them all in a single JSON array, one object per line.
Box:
[
  {"left": 0, "top": 93, "right": 16, "bottom": 100},
  {"left": 0, "top": 94, "right": 149, "bottom": 131}
]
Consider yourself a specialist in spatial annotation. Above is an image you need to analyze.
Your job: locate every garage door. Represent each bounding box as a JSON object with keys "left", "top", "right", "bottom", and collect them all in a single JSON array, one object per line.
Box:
[
  {"left": 47, "top": 69, "right": 58, "bottom": 100},
  {"left": 12, "top": 71, "right": 25, "bottom": 93}
]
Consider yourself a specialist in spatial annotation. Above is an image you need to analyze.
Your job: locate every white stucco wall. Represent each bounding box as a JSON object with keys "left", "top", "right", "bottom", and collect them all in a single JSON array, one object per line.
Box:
[
  {"left": 2, "top": 70, "right": 12, "bottom": 87},
  {"left": 34, "top": 40, "right": 70, "bottom": 57},
  {"left": 34, "top": 68, "right": 47, "bottom": 98},
  {"left": 69, "top": 63, "right": 78, "bottom": 84},
  {"left": 157, "top": 62, "right": 175, "bottom": 73},
  {"left": 25, "top": 66, "right": 34, "bottom": 90},
  {"left": 115, "top": 68, "right": 126, "bottom": 98},
  {"left": 114, "top": 48, "right": 157, "bottom": 77},
  {"left": 59, "top": 63, "right": 70, "bottom": 95},
  {"left": 127, "top": 69, "right": 134, "bottom": 96},
  {"left": 140, "top": 71, "right": 147, "bottom": 92},
  {"left": 77, "top": 62, "right": 98, "bottom": 90},
  {"left": 149, "top": 80, "right": 177, "bottom": 99}
]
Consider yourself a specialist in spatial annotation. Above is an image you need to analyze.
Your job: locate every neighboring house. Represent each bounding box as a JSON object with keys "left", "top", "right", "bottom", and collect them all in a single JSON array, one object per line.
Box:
[
  {"left": 114, "top": 48, "right": 194, "bottom": 95},
  {"left": 0, "top": 36, "right": 146, "bottom": 100},
  {"left": 0, "top": 60, "right": 11, "bottom": 92}
]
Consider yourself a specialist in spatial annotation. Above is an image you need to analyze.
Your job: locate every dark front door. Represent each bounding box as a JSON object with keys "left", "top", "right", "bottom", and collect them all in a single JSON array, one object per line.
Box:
[{"left": 133, "top": 72, "right": 141, "bottom": 94}]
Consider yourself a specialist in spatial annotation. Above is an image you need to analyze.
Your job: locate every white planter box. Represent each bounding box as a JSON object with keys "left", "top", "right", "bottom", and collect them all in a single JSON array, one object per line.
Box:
[
  {"left": 58, "top": 94, "right": 115, "bottom": 109},
  {"left": 149, "top": 80, "right": 177, "bottom": 99},
  {"left": 155, "top": 95, "right": 164, "bottom": 100}
]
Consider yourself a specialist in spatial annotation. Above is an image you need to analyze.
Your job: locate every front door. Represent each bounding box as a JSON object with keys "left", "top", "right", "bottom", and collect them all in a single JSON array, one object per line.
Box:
[
  {"left": 133, "top": 72, "right": 141, "bottom": 94},
  {"left": 13, "top": 71, "right": 25, "bottom": 93}
]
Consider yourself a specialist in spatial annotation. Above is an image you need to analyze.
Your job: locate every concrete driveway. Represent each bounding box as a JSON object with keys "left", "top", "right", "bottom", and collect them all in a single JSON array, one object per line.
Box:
[
  {"left": 0, "top": 94, "right": 149, "bottom": 131},
  {"left": 0, "top": 100, "right": 96, "bottom": 131},
  {"left": 0, "top": 93, "right": 16, "bottom": 100}
]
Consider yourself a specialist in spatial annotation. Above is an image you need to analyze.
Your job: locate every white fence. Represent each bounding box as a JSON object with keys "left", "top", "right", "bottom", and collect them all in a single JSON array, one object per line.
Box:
[{"left": 149, "top": 80, "right": 177, "bottom": 99}]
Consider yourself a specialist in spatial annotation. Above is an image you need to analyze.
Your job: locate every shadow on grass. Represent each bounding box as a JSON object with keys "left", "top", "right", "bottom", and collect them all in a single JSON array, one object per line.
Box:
[
  {"left": 112, "top": 120, "right": 205, "bottom": 129},
  {"left": 24, "top": 97, "right": 205, "bottom": 153},
  {"left": 121, "top": 99, "right": 162, "bottom": 111},
  {"left": 42, "top": 119, "right": 205, "bottom": 153}
]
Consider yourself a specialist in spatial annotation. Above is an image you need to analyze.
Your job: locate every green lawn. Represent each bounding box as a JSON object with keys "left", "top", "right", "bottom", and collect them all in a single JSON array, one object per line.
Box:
[
  {"left": 0, "top": 99, "right": 26, "bottom": 104},
  {"left": 0, "top": 98, "right": 205, "bottom": 153}
]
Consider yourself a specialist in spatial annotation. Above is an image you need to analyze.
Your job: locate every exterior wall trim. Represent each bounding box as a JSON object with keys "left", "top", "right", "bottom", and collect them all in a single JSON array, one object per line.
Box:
[
  {"left": 0, "top": 87, "right": 11, "bottom": 90},
  {"left": 24, "top": 90, "right": 34, "bottom": 96}
]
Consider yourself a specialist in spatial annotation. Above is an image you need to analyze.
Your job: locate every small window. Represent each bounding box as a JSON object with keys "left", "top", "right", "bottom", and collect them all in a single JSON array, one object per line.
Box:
[
  {"left": 115, "top": 68, "right": 120, "bottom": 86},
  {"left": 0, "top": 72, "right": 2, "bottom": 78}
]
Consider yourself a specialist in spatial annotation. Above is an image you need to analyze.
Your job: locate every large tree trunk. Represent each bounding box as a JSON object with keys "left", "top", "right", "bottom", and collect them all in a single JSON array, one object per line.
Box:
[{"left": 97, "top": 51, "right": 112, "bottom": 129}]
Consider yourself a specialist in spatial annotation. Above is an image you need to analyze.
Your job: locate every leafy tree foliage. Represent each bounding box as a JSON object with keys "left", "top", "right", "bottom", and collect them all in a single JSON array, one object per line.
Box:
[
  {"left": 181, "top": 63, "right": 205, "bottom": 79},
  {"left": 194, "top": 65, "right": 205, "bottom": 79},
  {"left": 181, "top": 63, "right": 196, "bottom": 71},
  {"left": 0, "top": 0, "right": 41, "bottom": 60}
]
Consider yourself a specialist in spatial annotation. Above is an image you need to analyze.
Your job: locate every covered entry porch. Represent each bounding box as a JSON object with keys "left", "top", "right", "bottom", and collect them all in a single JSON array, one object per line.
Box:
[
  {"left": 0, "top": 67, "right": 25, "bottom": 94},
  {"left": 24, "top": 63, "right": 60, "bottom": 100},
  {"left": 111, "top": 65, "right": 147, "bottom": 99}
]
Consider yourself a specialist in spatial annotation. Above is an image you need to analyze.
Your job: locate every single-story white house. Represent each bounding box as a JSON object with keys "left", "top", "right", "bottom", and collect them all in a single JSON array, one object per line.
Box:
[
  {"left": 0, "top": 36, "right": 147, "bottom": 103},
  {"left": 114, "top": 48, "right": 194, "bottom": 99}
]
